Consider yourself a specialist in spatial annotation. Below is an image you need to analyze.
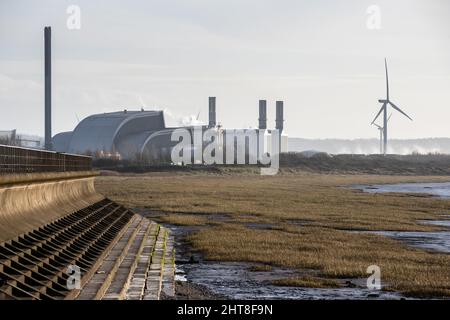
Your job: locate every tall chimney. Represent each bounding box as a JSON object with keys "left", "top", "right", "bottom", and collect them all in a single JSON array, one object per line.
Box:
[
  {"left": 44, "top": 26, "right": 52, "bottom": 150},
  {"left": 208, "top": 97, "right": 216, "bottom": 128},
  {"left": 275, "top": 101, "right": 284, "bottom": 133},
  {"left": 258, "top": 100, "right": 267, "bottom": 130}
]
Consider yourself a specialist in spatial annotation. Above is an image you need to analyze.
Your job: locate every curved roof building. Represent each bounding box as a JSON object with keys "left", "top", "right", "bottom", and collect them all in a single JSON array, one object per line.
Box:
[
  {"left": 52, "top": 98, "right": 284, "bottom": 163},
  {"left": 53, "top": 110, "right": 179, "bottom": 160}
]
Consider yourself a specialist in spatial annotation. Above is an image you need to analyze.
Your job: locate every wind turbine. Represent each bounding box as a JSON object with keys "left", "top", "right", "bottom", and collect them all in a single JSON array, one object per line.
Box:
[
  {"left": 371, "top": 58, "right": 413, "bottom": 155},
  {"left": 372, "top": 114, "right": 392, "bottom": 155}
]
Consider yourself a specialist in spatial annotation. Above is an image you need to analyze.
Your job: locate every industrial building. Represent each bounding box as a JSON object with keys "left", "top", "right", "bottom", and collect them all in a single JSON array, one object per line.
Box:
[
  {"left": 52, "top": 98, "right": 288, "bottom": 163},
  {"left": 39, "top": 26, "right": 287, "bottom": 164},
  {"left": 53, "top": 110, "right": 177, "bottom": 162}
]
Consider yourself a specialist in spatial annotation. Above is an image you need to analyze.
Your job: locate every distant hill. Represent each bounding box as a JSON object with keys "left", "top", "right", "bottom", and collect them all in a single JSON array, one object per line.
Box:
[
  {"left": 288, "top": 138, "right": 450, "bottom": 155},
  {"left": 280, "top": 153, "right": 450, "bottom": 175}
]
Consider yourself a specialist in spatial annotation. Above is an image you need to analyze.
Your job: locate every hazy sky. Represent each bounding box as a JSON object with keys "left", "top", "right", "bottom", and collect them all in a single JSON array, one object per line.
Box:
[{"left": 1, "top": 0, "right": 449, "bottom": 139}]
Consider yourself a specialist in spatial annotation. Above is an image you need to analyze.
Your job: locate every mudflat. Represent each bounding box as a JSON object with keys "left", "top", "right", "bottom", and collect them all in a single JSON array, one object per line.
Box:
[{"left": 96, "top": 170, "right": 450, "bottom": 298}]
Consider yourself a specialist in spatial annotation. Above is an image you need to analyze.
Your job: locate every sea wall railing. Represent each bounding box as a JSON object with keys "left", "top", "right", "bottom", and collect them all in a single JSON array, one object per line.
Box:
[{"left": 0, "top": 144, "right": 92, "bottom": 173}]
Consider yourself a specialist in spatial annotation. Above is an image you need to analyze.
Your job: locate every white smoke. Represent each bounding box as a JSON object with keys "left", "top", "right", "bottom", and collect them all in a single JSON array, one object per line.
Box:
[{"left": 162, "top": 108, "right": 204, "bottom": 127}]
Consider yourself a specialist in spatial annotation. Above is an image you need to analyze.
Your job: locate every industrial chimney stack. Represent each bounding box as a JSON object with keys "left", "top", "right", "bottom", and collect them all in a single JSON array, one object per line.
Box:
[
  {"left": 258, "top": 100, "right": 267, "bottom": 130},
  {"left": 275, "top": 101, "right": 284, "bottom": 132},
  {"left": 44, "top": 26, "right": 52, "bottom": 150},
  {"left": 208, "top": 97, "right": 216, "bottom": 128}
]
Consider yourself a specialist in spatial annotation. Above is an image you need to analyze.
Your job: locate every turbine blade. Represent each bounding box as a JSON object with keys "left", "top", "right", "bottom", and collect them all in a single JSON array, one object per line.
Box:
[
  {"left": 385, "top": 58, "right": 389, "bottom": 100},
  {"left": 371, "top": 104, "right": 386, "bottom": 124},
  {"left": 387, "top": 113, "right": 393, "bottom": 122},
  {"left": 372, "top": 123, "right": 382, "bottom": 129},
  {"left": 389, "top": 101, "right": 413, "bottom": 121}
]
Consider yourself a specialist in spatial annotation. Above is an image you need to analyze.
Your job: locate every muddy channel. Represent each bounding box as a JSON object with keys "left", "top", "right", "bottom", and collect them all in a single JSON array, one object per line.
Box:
[
  {"left": 137, "top": 209, "right": 405, "bottom": 300},
  {"left": 357, "top": 182, "right": 450, "bottom": 254}
]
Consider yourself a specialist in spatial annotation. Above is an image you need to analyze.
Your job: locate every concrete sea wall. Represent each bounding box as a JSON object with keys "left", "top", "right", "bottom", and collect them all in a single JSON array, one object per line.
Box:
[{"left": 0, "top": 171, "right": 103, "bottom": 242}]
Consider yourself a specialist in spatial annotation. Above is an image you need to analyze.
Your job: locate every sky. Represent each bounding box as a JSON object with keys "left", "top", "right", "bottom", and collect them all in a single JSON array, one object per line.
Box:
[{"left": 1, "top": 0, "right": 449, "bottom": 139}]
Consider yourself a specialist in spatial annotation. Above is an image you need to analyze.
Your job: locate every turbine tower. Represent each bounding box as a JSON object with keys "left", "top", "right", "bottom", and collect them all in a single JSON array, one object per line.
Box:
[
  {"left": 371, "top": 58, "right": 413, "bottom": 155},
  {"left": 372, "top": 114, "right": 392, "bottom": 155}
]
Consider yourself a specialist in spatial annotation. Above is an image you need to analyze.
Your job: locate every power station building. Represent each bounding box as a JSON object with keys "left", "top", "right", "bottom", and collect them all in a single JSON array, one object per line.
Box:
[
  {"left": 53, "top": 98, "right": 288, "bottom": 163},
  {"left": 53, "top": 110, "right": 180, "bottom": 162},
  {"left": 41, "top": 27, "right": 287, "bottom": 164}
]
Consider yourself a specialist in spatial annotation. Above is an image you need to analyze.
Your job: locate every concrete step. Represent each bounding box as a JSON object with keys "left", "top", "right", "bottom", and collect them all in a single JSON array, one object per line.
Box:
[
  {"left": 141, "top": 227, "right": 175, "bottom": 300},
  {"left": 124, "top": 223, "right": 160, "bottom": 300},
  {"left": 76, "top": 215, "right": 143, "bottom": 300},
  {"left": 102, "top": 220, "right": 154, "bottom": 300}
]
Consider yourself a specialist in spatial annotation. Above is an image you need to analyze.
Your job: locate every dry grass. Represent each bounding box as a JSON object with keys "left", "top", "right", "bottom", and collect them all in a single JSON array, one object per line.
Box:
[
  {"left": 158, "top": 214, "right": 209, "bottom": 226},
  {"left": 248, "top": 264, "right": 273, "bottom": 272},
  {"left": 96, "top": 170, "right": 450, "bottom": 297},
  {"left": 272, "top": 276, "right": 341, "bottom": 288}
]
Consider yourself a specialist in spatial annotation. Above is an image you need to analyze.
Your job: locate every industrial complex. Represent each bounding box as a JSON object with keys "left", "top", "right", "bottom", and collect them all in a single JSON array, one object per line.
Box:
[
  {"left": 13, "top": 26, "right": 289, "bottom": 164},
  {"left": 52, "top": 98, "right": 288, "bottom": 163}
]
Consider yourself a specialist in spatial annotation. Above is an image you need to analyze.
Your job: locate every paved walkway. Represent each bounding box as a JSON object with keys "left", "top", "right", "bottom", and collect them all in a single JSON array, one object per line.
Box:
[{"left": 77, "top": 215, "right": 175, "bottom": 300}]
